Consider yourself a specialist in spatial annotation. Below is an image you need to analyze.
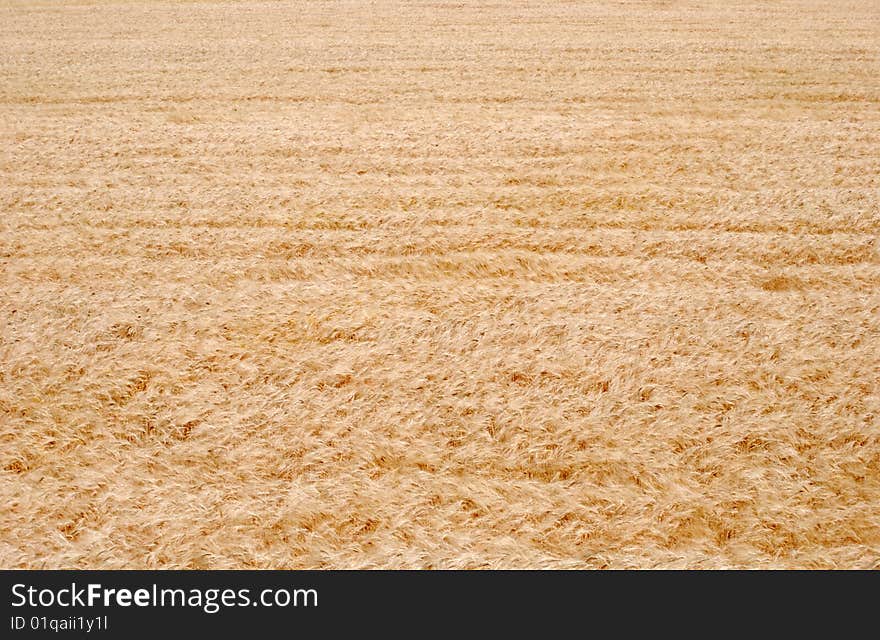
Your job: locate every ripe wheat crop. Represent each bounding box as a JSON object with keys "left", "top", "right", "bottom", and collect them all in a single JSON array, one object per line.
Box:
[{"left": 1, "top": 0, "right": 878, "bottom": 568}]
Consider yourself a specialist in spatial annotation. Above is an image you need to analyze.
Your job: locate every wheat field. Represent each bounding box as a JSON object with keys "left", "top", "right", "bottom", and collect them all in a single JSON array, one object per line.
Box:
[{"left": 1, "top": 0, "right": 879, "bottom": 569}]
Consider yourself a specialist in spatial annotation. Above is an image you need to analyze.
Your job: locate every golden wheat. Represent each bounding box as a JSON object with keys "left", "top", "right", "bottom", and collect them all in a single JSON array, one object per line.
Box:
[{"left": 1, "top": 0, "right": 878, "bottom": 569}]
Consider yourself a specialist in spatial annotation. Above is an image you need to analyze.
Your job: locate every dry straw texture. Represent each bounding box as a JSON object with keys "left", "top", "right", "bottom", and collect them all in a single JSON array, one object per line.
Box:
[{"left": 1, "top": 0, "right": 879, "bottom": 569}]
